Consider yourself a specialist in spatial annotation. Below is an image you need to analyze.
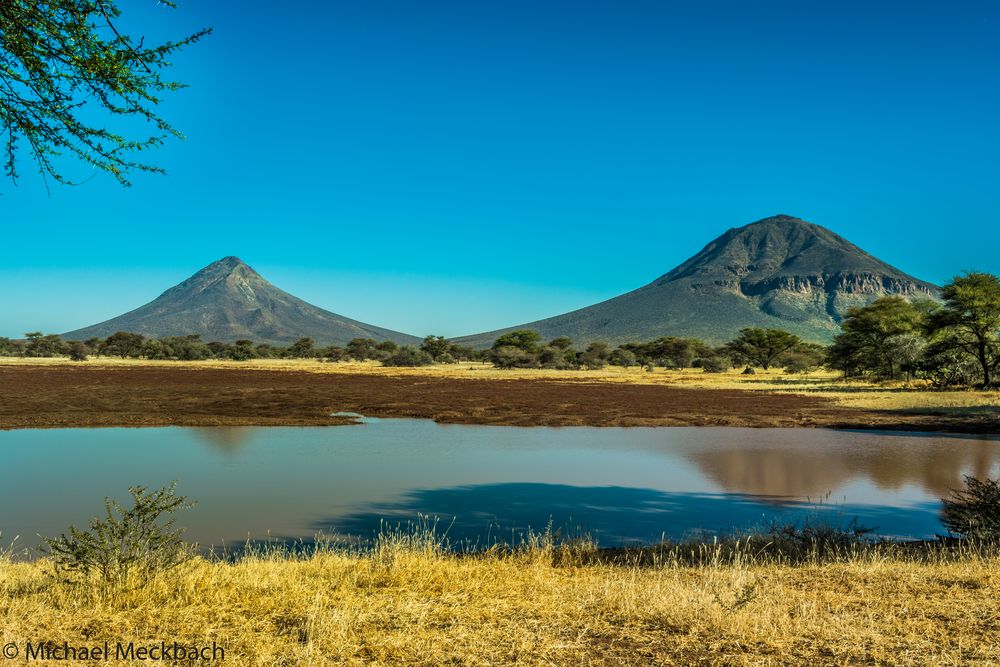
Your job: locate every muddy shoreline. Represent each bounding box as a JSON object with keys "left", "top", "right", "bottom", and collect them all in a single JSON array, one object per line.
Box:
[{"left": 2, "top": 364, "right": 998, "bottom": 433}]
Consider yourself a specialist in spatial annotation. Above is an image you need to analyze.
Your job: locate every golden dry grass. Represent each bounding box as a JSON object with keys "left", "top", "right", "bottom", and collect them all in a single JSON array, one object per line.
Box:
[
  {"left": 2, "top": 541, "right": 999, "bottom": 666},
  {"left": 4, "top": 356, "right": 998, "bottom": 417}
]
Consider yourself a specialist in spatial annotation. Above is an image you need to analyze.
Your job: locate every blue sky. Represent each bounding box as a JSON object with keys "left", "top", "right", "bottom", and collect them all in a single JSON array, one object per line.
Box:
[{"left": 2, "top": 0, "right": 998, "bottom": 338}]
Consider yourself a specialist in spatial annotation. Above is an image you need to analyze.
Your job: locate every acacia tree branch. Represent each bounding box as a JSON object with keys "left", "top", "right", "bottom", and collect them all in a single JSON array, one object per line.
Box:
[{"left": 0, "top": 0, "right": 210, "bottom": 186}]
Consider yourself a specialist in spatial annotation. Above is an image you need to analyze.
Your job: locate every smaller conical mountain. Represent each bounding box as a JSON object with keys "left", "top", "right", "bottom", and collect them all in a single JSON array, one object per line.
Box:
[
  {"left": 64, "top": 257, "right": 419, "bottom": 346},
  {"left": 454, "top": 215, "right": 939, "bottom": 347}
]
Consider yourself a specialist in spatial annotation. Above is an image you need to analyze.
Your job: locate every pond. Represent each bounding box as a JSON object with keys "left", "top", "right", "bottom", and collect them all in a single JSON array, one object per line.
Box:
[{"left": 3, "top": 420, "right": 999, "bottom": 552}]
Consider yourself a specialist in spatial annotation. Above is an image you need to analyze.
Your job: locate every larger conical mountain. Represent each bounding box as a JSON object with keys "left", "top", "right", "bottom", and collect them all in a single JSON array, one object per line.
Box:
[
  {"left": 455, "top": 215, "right": 939, "bottom": 347},
  {"left": 64, "top": 257, "right": 420, "bottom": 346}
]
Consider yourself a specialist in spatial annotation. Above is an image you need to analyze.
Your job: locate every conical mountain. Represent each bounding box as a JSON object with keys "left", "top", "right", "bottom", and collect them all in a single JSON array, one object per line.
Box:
[
  {"left": 64, "top": 257, "right": 420, "bottom": 346},
  {"left": 455, "top": 215, "right": 939, "bottom": 347}
]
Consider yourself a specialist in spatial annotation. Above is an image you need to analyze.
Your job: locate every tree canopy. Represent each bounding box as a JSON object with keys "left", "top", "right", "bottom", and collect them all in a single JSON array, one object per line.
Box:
[
  {"left": 928, "top": 272, "right": 1000, "bottom": 387},
  {"left": 827, "top": 296, "right": 928, "bottom": 380},
  {"left": 491, "top": 330, "right": 542, "bottom": 353},
  {"left": 1, "top": 0, "right": 209, "bottom": 187},
  {"left": 725, "top": 328, "right": 801, "bottom": 370}
]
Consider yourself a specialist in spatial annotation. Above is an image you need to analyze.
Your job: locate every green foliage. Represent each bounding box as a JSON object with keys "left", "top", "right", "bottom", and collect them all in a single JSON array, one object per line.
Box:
[
  {"left": 622, "top": 337, "right": 703, "bottom": 368},
  {"left": 580, "top": 342, "right": 610, "bottom": 370},
  {"left": 827, "top": 297, "right": 927, "bottom": 380},
  {"left": 375, "top": 340, "right": 399, "bottom": 354},
  {"left": 41, "top": 482, "right": 194, "bottom": 585},
  {"left": 725, "top": 328, "right": 801, "bottom": 370},
  {"left": 779, "top": 342, "right": 827, "bottom": 374},
  {"left": 548, "top": 336, "right": 573, "bottom": 350},
  {"left": 347, "top": 338, "right": 380, "bottom": 361},
  {"left": 918, "top": 339, "right": 982, "bottom": 387},
  {"left": 101, "top": 331, "right": 144, "bottom": 358},
  {"left": 321, "top": 345, "right": 346, "bottom": 362},
  {"left": 383, "top": 345, "right": 435, "bottom": 367},
  {"left": 288, "top": 337, "right": 315, "bottom": 358},
  {"left": 420, "top": 335, "right": 451, "bottom": 361},
  {"left": 608, "top": 348, "right": 637, "bottom": 368},
  {"left": 1, "top": 0, "right": 211, "bottom": 186},
  {"left": 448, "top": 344, "right": 484, "bottom": 362},
  {"left": 941, "top": 476, "right": 1000, "bottom": 540},
  {"left": 538, "top": 345, "right": 577, "bottom": 369},
  {"left": 491, "top": 345, "right": 539, "bottom": 369},
  {"left": 66, "top": 340, "right": 88, "bottom": 361},
  {"left": 229, "top": 339, "right": 256, "bottom": 361},
  {"left": 928, "top": 272, "right": 1000, "bottom": 387},
  {"left": 23, "top": 331, "right": 65, "bottom": 357},
  {"left": 699, "top": 356, "right": 729, "bottom": 373},
  {"left": 492, "top": 330, "right": 542, "bottom": 353}
]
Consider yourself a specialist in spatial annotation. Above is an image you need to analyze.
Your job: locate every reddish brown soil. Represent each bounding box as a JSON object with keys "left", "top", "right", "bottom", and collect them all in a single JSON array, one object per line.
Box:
[{"left": 1, "top": 365, "right": 997, "bottom": 433}]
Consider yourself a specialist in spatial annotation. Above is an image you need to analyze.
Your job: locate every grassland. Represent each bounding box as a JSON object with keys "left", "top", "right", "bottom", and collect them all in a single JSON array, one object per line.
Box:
[{"left": 2, "top": 537, "right": 998, "bottom": 666}]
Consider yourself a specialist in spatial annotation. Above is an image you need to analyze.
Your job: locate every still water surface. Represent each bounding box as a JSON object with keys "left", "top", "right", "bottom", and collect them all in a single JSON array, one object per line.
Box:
[{"left": 3, "top": 420, "right": 999, "bottom": 550}]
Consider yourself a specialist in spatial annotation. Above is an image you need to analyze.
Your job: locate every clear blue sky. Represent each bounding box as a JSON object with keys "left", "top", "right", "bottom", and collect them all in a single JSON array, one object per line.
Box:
[{"left": 2, "top": 0, "right": 998, "bottom": 338}]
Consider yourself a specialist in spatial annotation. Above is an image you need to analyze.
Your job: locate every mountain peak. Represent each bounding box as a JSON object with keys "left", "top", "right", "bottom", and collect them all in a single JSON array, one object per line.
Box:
[
  {"left": 186, "top": 256, "right": 265, "bottom": 286},
  {"left": 749, "top": 214, "right": 806, "bottom": 224},
  {"left": 216, "top": 255, "right": 248, "bottom": 267},
  {"left": 202, "top": 255, "right": 255, "bottom": 273},
  {"left": 64, "top": 258, "right": 419, "bottom": 346},
  {"left": 455, "top": 214, "right": 939, "bottom": 347}
]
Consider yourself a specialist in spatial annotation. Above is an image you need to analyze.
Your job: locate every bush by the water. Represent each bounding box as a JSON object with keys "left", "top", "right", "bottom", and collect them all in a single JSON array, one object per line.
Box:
[
  {"left": 41, "top": 483, "right": 194, "bottom": 585},
  {"left": 942, "top": 476, "right": 1000, "bottom": 540}
]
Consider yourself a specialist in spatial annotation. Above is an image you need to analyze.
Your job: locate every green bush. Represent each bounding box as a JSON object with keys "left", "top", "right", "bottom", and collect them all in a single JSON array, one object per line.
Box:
[
  {"left": 699, "top": 356, "right": 729, "bottom": 373},
  {"left": 41, "top": 483, "right": 194, "bottom": 585},
  {"left": 491, "top": 345, "right": 539, "bottom": 369},
  {"left": 382, "top": 345, "right": 434, "bottom": 367},
  {"left": 66, "top": 341, "right": 89, "bottom": 362}
]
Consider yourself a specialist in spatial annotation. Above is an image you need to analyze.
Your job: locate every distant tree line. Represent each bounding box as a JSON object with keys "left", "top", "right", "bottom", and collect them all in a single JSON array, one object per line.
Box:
[
  {"left": 0, "top": 332, "right": 490, "bottom": 365},
  {"left": 3, "top": 272, "right": 997, "bottom": 387},
  {"left": 481, "top": 327, "right": 825, "bottom": 374}
]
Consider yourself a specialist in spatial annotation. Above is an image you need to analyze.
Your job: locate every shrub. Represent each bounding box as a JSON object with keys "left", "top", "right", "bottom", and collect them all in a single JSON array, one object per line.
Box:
[
  {"left": 41, "top": 483, "right": 194, "bottom": 585},
  {"left": 67, "top": 341, "right": 89, "bottom": 362},
  {"left": 700, "top": 356, "right": 729, "bottom": 373},
  {"left": 941, "top": 476, "right": 1000, "bottom": 540},
  {"left": 580, "top": 342, "right": 610, "bottom": 370},
  {"left": 609, "top": 348, "right": 637, "bottom": 368},
  {"left": 491, "top": 345, "right": 539, "bottom": 369},
  {"left": 491, "top": 330, "right": 542, "bottom": 353},
  {"left": 382, "top": 345, "right": 434, "bottom": 367}
]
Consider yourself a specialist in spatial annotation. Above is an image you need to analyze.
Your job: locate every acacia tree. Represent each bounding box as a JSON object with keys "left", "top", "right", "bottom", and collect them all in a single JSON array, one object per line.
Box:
[
  {"left": 492, "top": 330, "right": 542, "bottom": 353},
  {"left": 928, "top": 272, "right": 1000, "bottom": 388},
  {"left": 1, "top": 0, "right": 209, "bottom": 187},
  {"left": 101, "top": 331, "right": 143, "bottom": 358},
  {"left": 725, "top": 328, "right": 800, "bottom": 370},
  {"left": 827, "top": 296, "right": 927, "bottom": 380}
]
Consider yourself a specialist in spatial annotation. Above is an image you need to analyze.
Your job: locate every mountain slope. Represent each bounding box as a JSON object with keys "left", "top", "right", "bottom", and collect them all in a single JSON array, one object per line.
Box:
[
  {"left": 455, "top": 215, "right": 939, "bottom": 347},
  {"left": 64, "top": 257, "right": 420, "bottom": 346}
]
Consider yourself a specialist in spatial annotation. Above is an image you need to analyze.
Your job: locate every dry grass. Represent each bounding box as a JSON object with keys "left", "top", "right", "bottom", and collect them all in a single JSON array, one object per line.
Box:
[
  {"left": 2, "top": 537, "right": 999, "bottom": 666},
  {"left": 5, "top": 356, "right": 997, "bottom": 417}
]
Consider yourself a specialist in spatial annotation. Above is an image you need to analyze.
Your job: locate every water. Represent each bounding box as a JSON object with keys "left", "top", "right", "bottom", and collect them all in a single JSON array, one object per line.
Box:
[{"left": 2, "top": 420, "right": 999, "bottom": 551}]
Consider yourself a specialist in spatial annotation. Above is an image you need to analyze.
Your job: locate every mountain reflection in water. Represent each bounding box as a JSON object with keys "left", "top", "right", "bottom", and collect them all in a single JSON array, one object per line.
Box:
[
  {"left": 680, "top": 431, "right": 1000, "bottom": 502},
  {"left": 191, "top": 427, "right": 255, "bottom": 454}
]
